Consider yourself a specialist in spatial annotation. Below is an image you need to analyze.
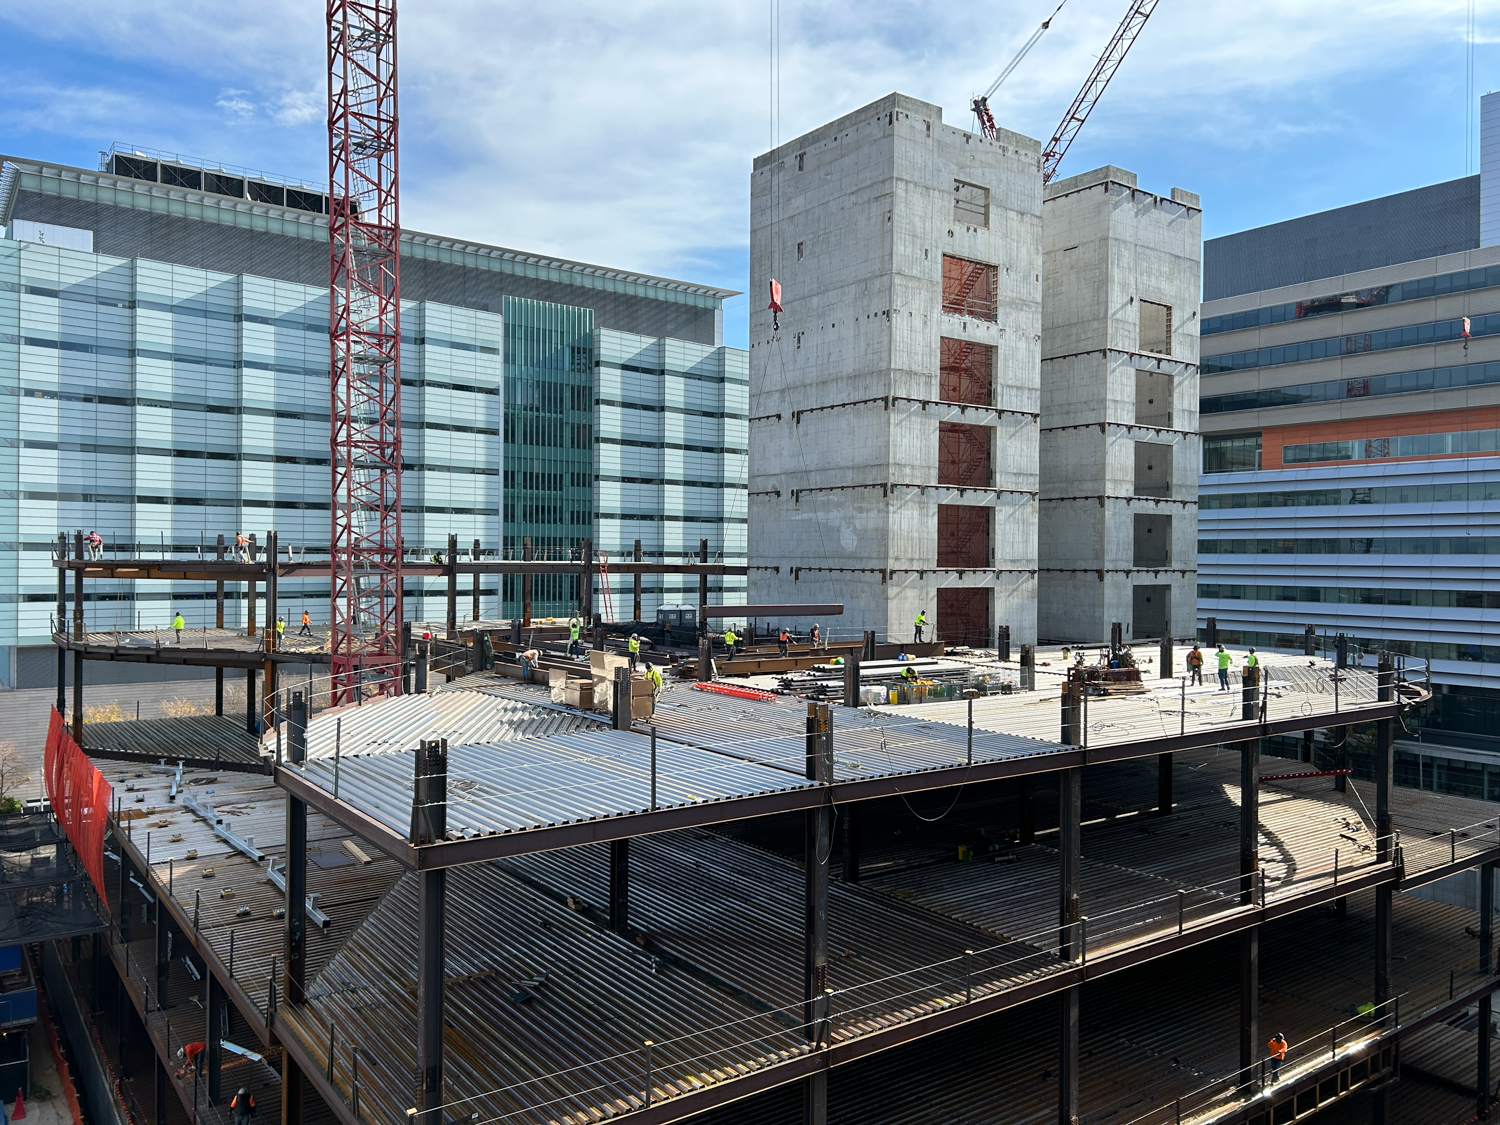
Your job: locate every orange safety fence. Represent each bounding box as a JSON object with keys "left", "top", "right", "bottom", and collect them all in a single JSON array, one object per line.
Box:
[{"left": 44, "top": 709, "right": 112, "bottom": 909}]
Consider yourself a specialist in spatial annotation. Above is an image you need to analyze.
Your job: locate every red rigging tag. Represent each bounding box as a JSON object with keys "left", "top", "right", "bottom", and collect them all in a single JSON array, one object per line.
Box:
[{"left": 768, "top": 278, "right": 783, "bottom": 312}]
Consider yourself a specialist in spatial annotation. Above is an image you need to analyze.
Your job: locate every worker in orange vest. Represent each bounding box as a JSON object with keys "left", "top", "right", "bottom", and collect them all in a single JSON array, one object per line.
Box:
[
  {"left": 230, "top": 1087, "right": 256, "bottom": 1125},
  {"left": 778, "top": 628, "right": 790, "bottom": 657},
  {"left": 1266, "top": 1032, "right": 1288, "bottom": 1083},
  {"left": 299, "top": 610, "right": 312, "bottom": 636}
]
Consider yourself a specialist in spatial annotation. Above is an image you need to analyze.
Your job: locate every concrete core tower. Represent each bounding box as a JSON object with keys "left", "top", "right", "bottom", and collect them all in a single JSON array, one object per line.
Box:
[
  {"left": 1037, "top": 166, "right": 1202, "bottom": 643},
  {"left": 748, "top": 93, "right": 1042, "bottom": 646}
]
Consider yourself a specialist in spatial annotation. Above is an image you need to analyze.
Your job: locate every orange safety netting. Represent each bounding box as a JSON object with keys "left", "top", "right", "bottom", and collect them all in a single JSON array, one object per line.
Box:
[{"left": 44, "top": 709, "right": 112, "bottom": 909}]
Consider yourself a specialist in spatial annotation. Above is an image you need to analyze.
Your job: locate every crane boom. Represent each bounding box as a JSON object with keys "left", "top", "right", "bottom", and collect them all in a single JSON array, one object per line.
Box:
[
  {"left": 972, "top": 0, "right": 1069, "bottom": 141},
  {"left": 1041, "top": 0, "right": 1161, "bottom": 183}
]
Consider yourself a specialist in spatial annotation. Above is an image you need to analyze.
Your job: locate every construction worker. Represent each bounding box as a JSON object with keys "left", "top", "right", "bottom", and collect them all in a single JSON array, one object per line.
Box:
[
  {"left": 914, "top": 610, "right": 928, "bottom": 643},
  {"left": 298, "top": 610, "right": 312, "bottom": 636},
  {"left": 1216, "top": 644, "right": 1231, "bottom": 691},
  {"left": 723, "top": 627, "right": 738, "bottom": 660},
  {"left": 628, "top": 633, "right": 640, "bottom": 671},
  {"left": 568, "top": 616, "right": 582, "bottom": 658},
  {"left": 518, "top": 648, "right": 540, "bottom": 681},
  {"left": 230, "top": 1086, "right": 256, "bottom": 1125},
  {"left": 1266, "top": 1032, "right": 1288, "bottom": 1083},
  {"left": 1245, "top": 646, "right": 1260, "bottom": 670},
  {"left": 175, "top": 1041, "right": 206, "bottom": 1079},
  {"left": 275, "top": 615, "right": 285, "bottom": 649},
  {"left": 85, "top": 530, "right": 103, "bottom": 560},
  {"left": 777, "top": 627, "right": 790, "bottom": 657},
  {"left": 1186, "top": 644, "right": 1204, "bottom": 686},
  {"left": 902, "top": 665, "right": 918, "bottom": 682},
  {"left": 235, "top": 532, "right": 251, "bottom": 562},
  {"left": 810, "top": 623, "right": 821, "bottom": 651},
  {"left": 172, "top": 611, "right": 185, "bottom": 643},
  {"left": 643, "top": 659, "right": 664, "bottom": 713}
]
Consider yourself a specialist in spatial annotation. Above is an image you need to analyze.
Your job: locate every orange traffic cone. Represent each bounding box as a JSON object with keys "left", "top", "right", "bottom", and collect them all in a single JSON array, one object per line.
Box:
[{"left": 12, "top": 1087, "right": 24, "bottom": 1119}]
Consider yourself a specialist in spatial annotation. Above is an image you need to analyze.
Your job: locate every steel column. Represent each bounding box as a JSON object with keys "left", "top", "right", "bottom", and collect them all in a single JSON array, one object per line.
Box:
[
  {"left": 55, "top": 533, "right": 66, "bottom": 718},
  {"left": 263, "top": 529, "right": 278, "bottom": 732},
  {"left": 1059, "top": 986, "right": 1079, "bottom": 1125},
  {"left": 1480, "top": 990, "right": 1494, "bottom": 1121},
  {"left": 1018, "top": 776, "right": 1036, "bottom": 845},
  {"left": 72, "top": 530, "right": 84, "bottom": 742},
  {"left": 804, "top": 703, "right": 831, "bottom": 1123},
  {"left": 1157, "top": 753, "right": 1172, "bottom": 815},
  {"left": 609, "top": 839, "right": 629, "bottom": 936},
  {"left": 1301, "top": 729, "right": 1314, "bottom": 764},
  {"left": 206, "top": 969, "right": 225, "bottom": 1103},
  {"left": 522, "top": 537, "right": 533, "bottom": 628},
  {"left": 446, "top": 534, "right": 458, "bottom": 642},
  {"left": 842, "top": 803, "right": 860, "bottom": 883},
  {"left": 698, "top": 539, "right": 709, "bottom": 630},
  {"left": 215, "top": 534, "right": 225, "bottom": 715},
  {"left": 1483, "top": 862, "right": 1496, "bottom": 975},
  {"left": 154, "top": 893, "right": 170, "bottom": 1005},
  {"left": 413, "top": 740, "right": 448, "bottom": 1123},
  {"left": 843, "top": 651, "right": 860, "bottom": 708},
  {"left": 1374, "top": 884, "right": 1392, "bottom": 1020},
  {"left": 1333, "top": 725, "right": 1348, "bottom": 792},
  {"left": 1375, "top": 655, "right": 1393, "bottom": 863},
  {"left": 1239, "top": 925, "right": 1259, "bottom": 1094},
  {"left": 1059, "top": 768, "right": 1081, "bottom": 960},
  {"left": 579, "top": 537, "right": 593, "bottom": 619},
  {"left": 245, "top": 668, "right": 257, "bottom": 735},
  {"left": 632, "top": 539, "right": 643, "bottom": 624},
  {"left": 1241, "top": 740, "right": 1259, "bottom": 905},
  {"left": 285, "top": 696, "right": 308, "bottom": 1005},
  {"left": 472, "top": 538, "right": 481, "bottom": 622},
  {"left": 154, "top": 1054, "right": 167, "bottom": 1125}
]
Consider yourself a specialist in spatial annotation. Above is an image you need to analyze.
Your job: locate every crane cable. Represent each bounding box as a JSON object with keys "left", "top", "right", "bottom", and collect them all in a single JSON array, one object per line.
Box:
[{"left": 972, "top": 0, "right": 1069, "bottom": 140}]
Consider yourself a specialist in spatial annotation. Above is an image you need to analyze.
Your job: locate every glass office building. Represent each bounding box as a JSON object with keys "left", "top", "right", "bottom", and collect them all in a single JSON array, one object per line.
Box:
[{"left": 0, "top": 150, "right": 745, "bottom": 685}]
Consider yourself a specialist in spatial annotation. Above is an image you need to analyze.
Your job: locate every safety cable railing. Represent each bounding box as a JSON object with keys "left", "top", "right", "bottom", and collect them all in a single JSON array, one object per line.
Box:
[
  {"left": 1088, "top": 949, "right": 1496, "bottom": 1125},
  {"left": 266, "top": 834, "right": 1413, "bottom": 1125}
]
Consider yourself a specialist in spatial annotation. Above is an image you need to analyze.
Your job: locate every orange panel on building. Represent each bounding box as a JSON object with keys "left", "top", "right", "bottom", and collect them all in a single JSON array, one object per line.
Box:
[{"left": 1262, "top": 405, "right": 1500, "bottom": 469}]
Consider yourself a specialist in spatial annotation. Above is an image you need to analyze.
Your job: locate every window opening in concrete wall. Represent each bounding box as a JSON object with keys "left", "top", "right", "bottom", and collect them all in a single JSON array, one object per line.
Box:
[
  {"left": 1134, "top": 442, "right": 1172, "bottom": 498},
  {"left": 939, "top": 338, "right": 994, "bottom": 405},
  {"left": 1204, "top": 432, "right": 1262, "bottom": 473},
  {"left": 1139, "top": 299, "right": 1172, "bottom": 355},
  {"left": 937, "top": 587, "right": 991, "bottom": 647},
  {"left": 1133, "top": 514, "right": 1172, "bottom": 567},
  {"left": 1132, "top": 584, "right": 1170, "bottom": 638},
  {"left": 939, "top": 422, "right": 992, "bottom": 488},
  {"left": 953, "top": 181, "right": 989, "bottom": 228},
  {"left": 797, "top": 241, "right": 804, "bottom": 261},
  {"left": 1135, "top": 369, "right": 1173, "bottom": 427},
  {"left": 797, "top": 152, "right": 805, "bottom": 171},
  {"left": 942, "top": 256, "right": 998, "bottom": 320},
  {"left": 938, "top": 505, "right": 991, "bottom": 568}
]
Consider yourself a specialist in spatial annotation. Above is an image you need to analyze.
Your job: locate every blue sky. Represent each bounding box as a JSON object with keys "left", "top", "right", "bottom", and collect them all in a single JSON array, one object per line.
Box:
[{"left": 0, "top": 1, "right": 1493, "bottom": 349}]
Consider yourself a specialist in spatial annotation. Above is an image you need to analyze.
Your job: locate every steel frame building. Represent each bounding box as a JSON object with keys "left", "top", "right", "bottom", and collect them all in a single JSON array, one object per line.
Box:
[{"left": 38, "top": 554, "right": 1500, "bottom": 1125}]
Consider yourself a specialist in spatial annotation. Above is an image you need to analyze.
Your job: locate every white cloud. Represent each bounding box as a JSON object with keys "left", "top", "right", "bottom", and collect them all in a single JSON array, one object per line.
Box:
[{"left": 0, "top": 0, "right": 1490, "bottom": 287}]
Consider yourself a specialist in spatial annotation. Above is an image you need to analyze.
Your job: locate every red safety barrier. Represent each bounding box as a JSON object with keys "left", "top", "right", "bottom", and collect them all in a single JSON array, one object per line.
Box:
[
  {"left": 691, "top": 683, "right": 779, "bottom": 703},
  {"left": 44, "top": 709, "right": 112, "bottom": 908}
]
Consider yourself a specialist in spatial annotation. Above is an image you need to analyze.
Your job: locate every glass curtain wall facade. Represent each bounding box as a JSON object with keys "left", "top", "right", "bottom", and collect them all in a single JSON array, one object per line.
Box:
[
  {"left": 593, "top": 329, "right": 748, "bottom": 622},
  {"left": 501, "top": 297, "right": 594, "bottom": 620},
  {"left": 1198, "top": 240, "right": 1500, "bottom": 726},
  {"left": 0, "top": 236, "right": 502, "bottom": 668}
]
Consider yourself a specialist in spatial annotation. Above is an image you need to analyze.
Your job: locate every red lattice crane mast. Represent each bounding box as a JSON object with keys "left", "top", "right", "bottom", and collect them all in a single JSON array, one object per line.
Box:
[
  {"left": 1041, "top": 0, "right": 1161, "bottom": 183},
  {"left": 327, "top": 0, "right": 403, "bottom": 704}
]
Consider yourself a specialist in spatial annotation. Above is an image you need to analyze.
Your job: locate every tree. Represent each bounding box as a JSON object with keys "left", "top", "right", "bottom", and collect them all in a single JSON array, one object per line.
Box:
[{"left": 0, "top": 742, "right": 31, "bottom": 813}]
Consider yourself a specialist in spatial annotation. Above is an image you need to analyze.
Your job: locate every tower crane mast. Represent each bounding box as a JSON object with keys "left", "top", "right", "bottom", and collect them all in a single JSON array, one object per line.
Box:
[{"left": 1042, "top": 0, "right": 1161, "bottom": 183}]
